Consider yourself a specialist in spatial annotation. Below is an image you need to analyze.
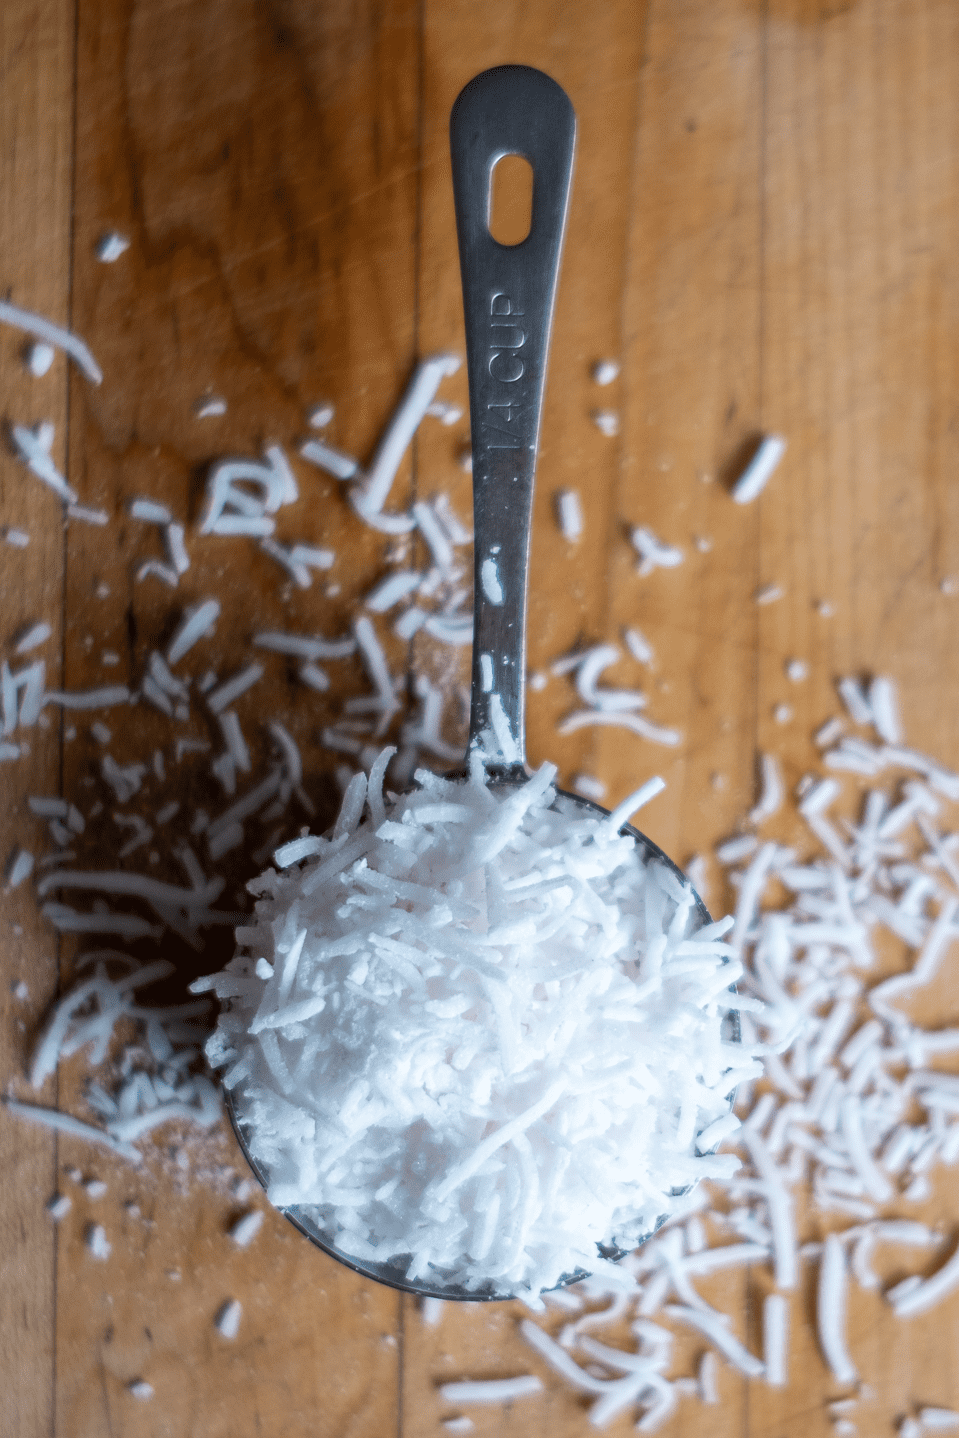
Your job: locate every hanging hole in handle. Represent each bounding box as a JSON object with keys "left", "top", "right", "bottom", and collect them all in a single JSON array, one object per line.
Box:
[{"left": 488, "top": 153, "right": 534, "bottom": 246}]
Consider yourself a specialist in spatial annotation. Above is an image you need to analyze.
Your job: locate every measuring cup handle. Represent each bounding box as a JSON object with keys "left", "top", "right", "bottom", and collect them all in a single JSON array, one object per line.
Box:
[{"left": 450, "top": 66, "right": 576, "bottom": 780}]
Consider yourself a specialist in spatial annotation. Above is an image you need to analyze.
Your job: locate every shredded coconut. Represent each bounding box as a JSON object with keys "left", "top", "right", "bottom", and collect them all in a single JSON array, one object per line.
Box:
[
  {"left": 624, "top": 628, "right": 654, "bottom": 665},
  {"left": 351, "top": 354, "right": 459, "bottom": 524},
  {"left": 194, "top": 395, "right": 227, "bottom": 418},
  {"left": 557, "top": 711, "right": 681, "bottom": 747},
  {"left": 46, "top": 1193, "right": 71, "bottom": 1221},
  {"left": 555, "top": 490, "right": 583, "bottom": 542},
  {"left": 11, "top": 421, "right": 77, "bottom": 503},
  {"left": 438, "top": 1376, "right": 543, "bottom": 1405},
  {"left": 920, "top": 1411, "right": 959, "bottom": 1432},
  {"left": 817, "top": 1234, "right": 857, "bottom": 1385},
  {"left": 480, "top": 558, "right": 504, "bottom": 605},
  {"left": 592, "top": 410, "right": 619, "bottom": 437},
  {"left": 228, "top": 1209, "right": 264, "bottom": 1248},
  {"left": 731, "top": 435, "right": 787, "bottom": 504},
  {"left": 201, "top": 447, "right": 297, "bottom": 537},
  {"left": 202, "top": 757, "right": 743, "bottom": 1296},
  {"left": 24, "top": 341, "right": 55, "bottom": 376},
  {"left": 763, "top": 1292, "right": 789, "bottom": 1386},
  {"left": 0, "top": 298, "right": 102, "bottom": 383},
  {"left": 592, "top": 360, "right": 620, "bottom": 386},
  {"left": 631, "top": 528, "right": 683, "bottom": 577},
  {"left": 95, "top": 231, "right": 130, "bottom": 262},
  {"left": 167, "top": 601, "right": 220, "bottom": 665},
  {"left": 215, "top": 1299, "right": 242, "bottom": 1339},
  {"left": 6, "top": 848, "right": 34, "bottom": 889},
  {"left": 85, "top": 1223, "right": 111, "bottom": 1259},
  {"left": 300, "top": 437, "right": 358, "bottom": 481}
]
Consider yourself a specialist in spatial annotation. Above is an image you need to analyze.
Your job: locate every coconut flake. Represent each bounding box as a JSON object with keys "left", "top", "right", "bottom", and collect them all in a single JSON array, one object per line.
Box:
[
  {"left": 167, "top": 601, "right": 220, "bottom": 665},
  {"left": 557, "top": 711, "right": 681, "bottom": 747},
  {"left": 229, "top": 1209, "right": 264, "bottom": 1248},
  {"left": 698, "top": 1350, "right": 719, "bottom": 1404},
  {"left": 716, "top": 836, "right": 758, "bottom": 866},
  {"left": 201, "top": 446, "right": 297, "bottom": 537},
  {"left": 95, "top": 231, "right": 129, "bottom": 262},
  {"left": 6, "top": 848, "right": 34, "bottom": 889},
  {"left": 741, "top": 1128, "right": 796, "bottom": 1291},
  {"left": 206, "top": 664, "right": 264, "bottom": 715},
  {"left": 815, "top": 718, "right": 845, "bottom": 748},
  {"left": 46, "top": 1193, "right": 71, "bottom": 1220},
  {"left": 592, "top": 360, "right": 620, "bottom": 386},
  {"left": 254, "top": 629, "right": 356, "bottom": 663},
  {"left": 750, "top": 754, "right": 784, "bottom": 825},
  {"left": 70, "top": 504, "right": 110, "bottom": 528},
  {"left": 85, "top": 1223, "right": 111, "bottom": 1259},
  {"left": 665, "top": 1305, "right": 764, "bottom": 1379},
  {"left": 624, "top": 628, "right": 654, "bottom": 666},
  {"left": 592, "top": 410, "right": 619, "bottom": 437},
  {"left": 889, "top": 1239, "right": 959, "bottom": 1319},
  {"left": 631, "top": 528, "right": 683, "bottom": 577},
  {"left": 353, "top": 617, "right": 400, "bottom": 736},
  {"left": 351, "top": 354, "right": 458, "bottom": 522},
  {"left": 129, "top": 498, "right": 171, "bottom": 524},
  {"left": 607, "top": 778, "right": 666, "bottom": 830},
  {"left": 24, "top": 341, "right": 55, "bottom": 376},
  {"left": 837, "top": 678, "right": 873, "bottom": 726},
  {"left": 869, "top": 676, "right": 903, "bottom": 745},
  {"left": 480, "top": 558, "right": 504, "bottom": 605},
  {"left": 215, "top": 1299, "right": 242, "bottom": 1339},
  {"left": 574, "top": 645, "right": 646, "bottom": 713},
  {"left": 137, "top": 560, "right": 178, "bottom": 588},
  {"left": 731, "top": 436, "right": 787, "bottom": 504},
  {"left": 555, "top": 490, "right": 583, "bottom": 542},
  {"left": 194, "top": 394, "right": 227, "bottom": 418},
  {"left": 919, "top": 1410, "right": 959, "bottom": 1432},
  {"left": 817, "top": 1234, "right": 857, "bottom": 1385},
  {"left": 572, "top": 774, "right": 606, "bottom": 803},
  {"left": 366, "top": 572, "right": 421, "bottom": 613},
  {"left": 839, "top": 1096, "right": 893, "bottom": 1204},
  {"left": 0, "top": 299, "right": 102, "bottom": 383},
  {"left": 763, "top": 1293, "right": 789, "bottom": 1386},
  {"left": 423, "top": 613, "right": 473, "bottom": 646},
  {"left": 438, "top": 1377, "right": 543, "bottom": 1405},
  {"left": 413, "top": 501, "right": 455, "bottom": 573},
  {"left": 45, "top": 683, "right": 131, "bottom": 714},
  {"left": 165, "top": 523, "right": 190, "bottom": 575},
  {"left": 10, "top": 421, "right": 77, "bottom": 503},
  {"left": 14, "top": 622, "right": 52, "bottom": 654}
]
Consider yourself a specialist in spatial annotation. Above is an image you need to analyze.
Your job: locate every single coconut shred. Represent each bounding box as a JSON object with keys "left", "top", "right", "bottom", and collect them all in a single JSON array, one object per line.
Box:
[{"left": 197, "top": 750, "right": 755, "bottom": 1296}]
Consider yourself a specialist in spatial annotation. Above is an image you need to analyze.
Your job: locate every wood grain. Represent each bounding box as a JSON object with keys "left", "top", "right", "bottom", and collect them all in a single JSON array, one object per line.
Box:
[
  {"left": 0, "top": 4, "right": 75, "bottom": 1435},
  {"left": 2, "top": 0, "right": 959, "bottom": 1434}
]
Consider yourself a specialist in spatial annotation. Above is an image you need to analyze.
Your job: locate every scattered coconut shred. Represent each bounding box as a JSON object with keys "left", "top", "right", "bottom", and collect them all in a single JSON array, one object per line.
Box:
[
  {"left": 5, "top": 291, "right": 959, "bottom": 1428},
  {"left": 196, "top": 753, "right": 749, "bottom": 1296}
]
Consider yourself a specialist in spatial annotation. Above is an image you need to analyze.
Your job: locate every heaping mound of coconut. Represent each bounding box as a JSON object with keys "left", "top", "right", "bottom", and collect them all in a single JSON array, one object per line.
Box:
[{"left": 197, "top": 751, "right": 754, "bottom": 1296}]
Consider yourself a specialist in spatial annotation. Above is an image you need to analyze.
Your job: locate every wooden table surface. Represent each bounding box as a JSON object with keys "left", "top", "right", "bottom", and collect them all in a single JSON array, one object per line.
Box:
[{"left": 3, "top": 0, "right": 959, "bottom": 1434}]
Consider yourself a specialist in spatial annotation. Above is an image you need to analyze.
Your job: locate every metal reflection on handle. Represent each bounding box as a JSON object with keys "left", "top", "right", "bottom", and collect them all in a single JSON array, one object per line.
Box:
[{"left": 450, "top": 65, "right": 576, "bottom": 781}]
